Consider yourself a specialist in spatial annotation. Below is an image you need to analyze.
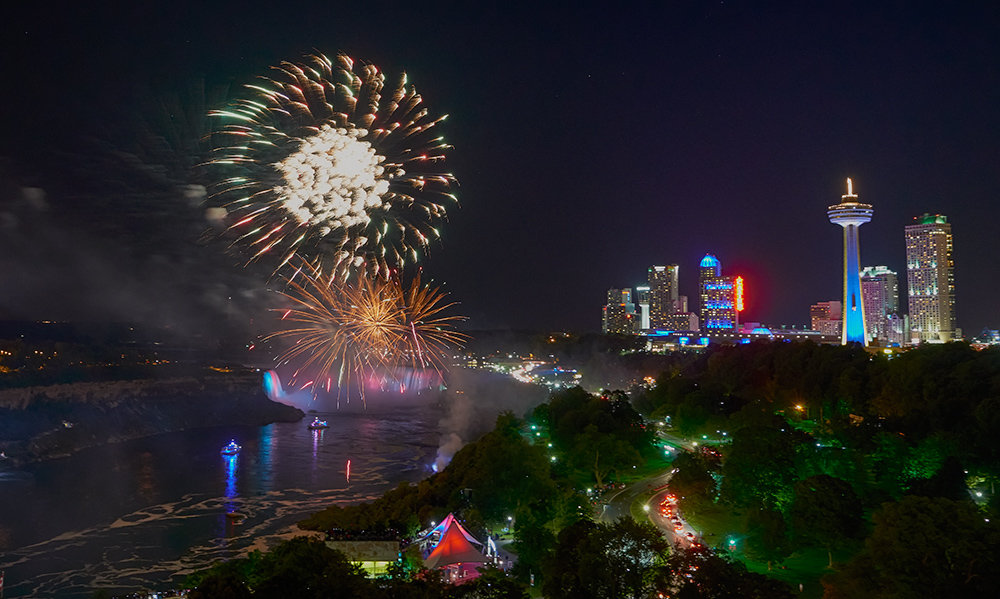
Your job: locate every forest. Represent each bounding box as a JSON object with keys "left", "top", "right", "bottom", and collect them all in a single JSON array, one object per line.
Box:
[{"left": 192, "top": 341, "right": 1000, "bottom": 598}]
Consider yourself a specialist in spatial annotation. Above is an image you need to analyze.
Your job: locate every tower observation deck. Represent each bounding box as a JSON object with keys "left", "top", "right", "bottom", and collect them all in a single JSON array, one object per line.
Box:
[{"left": 827, "top": 178, "right": 872, "bottom": 345}]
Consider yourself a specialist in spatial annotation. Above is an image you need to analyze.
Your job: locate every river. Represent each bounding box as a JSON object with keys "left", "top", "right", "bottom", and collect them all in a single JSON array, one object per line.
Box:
[{"left": 0, "top": 403, "right": 442, "bottom": 598}]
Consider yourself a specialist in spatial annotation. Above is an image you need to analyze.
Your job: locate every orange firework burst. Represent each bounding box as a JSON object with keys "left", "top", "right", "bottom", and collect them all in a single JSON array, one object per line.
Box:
[
  {"left": 267, "top": 263, "right": 466, "bottom": 405},
  {"left": 396, "top": 271, "right": 469, "bottom": 372}
]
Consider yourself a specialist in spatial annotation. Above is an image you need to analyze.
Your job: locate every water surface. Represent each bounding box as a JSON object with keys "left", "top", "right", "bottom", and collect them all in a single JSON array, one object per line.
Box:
[{"left": 0, "top": 406, "right": 440, "bottom": 598}]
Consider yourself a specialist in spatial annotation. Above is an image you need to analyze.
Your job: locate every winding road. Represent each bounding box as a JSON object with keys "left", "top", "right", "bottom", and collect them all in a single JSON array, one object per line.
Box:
[{"left": 597, "top": 428, "right": 705, "bottom": 548}]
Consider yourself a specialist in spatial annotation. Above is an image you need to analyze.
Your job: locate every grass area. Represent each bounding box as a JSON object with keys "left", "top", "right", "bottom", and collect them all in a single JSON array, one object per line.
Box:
[
  {"left": 633, "top": 452, "right": 675, "bottom": 479},
  {"left": 629, "top": 497, "right": 650, "bottom": 521},
  {"left": 741, "top": 546, "right": 855, "bottom": 599},
  {"left": 680, "top": 498, "right": 858, "bottom": 598},
  {"left": 680, "top": 499, "right": 745, "bottom": 544}
]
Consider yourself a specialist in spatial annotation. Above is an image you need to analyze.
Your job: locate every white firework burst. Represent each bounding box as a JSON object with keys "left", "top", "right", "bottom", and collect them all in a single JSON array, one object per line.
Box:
[{"left": 208, "top": 53, "right": 456, "bottom": 280}]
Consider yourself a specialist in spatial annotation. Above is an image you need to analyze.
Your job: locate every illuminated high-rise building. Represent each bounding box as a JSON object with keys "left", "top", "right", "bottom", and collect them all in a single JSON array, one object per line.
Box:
[
  {"left": 602, "top": 288, "right": 638, "bottom": 335},
  {"left": 810, "top": 300, "right": 842, "bottom": 337},
  {"left": 827, "top": 178, "right": 872, "bottom": 345},
  {"left": 906, "top": 213, "right": 955, "bottom": 343},
  {"left": 648, "top": 265, "right": 679, "bottom": 330},
  {"left": 861, "top": 266, "right": 901, "bottom": 344},
  {"left": 634, "top": 285, "right": 651, "bottom": 330},
  {"left": 699, "top": 254, "right": 737, "bottom": 330}
]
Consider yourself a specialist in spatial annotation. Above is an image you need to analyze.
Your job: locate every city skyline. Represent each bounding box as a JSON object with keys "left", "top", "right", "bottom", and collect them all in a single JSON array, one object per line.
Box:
[
  {"left": 1, "top": 2, "right": 998, "bottom": 335},
  {"left": 601, "top": 199, "right": 962, "bottom": 342}
]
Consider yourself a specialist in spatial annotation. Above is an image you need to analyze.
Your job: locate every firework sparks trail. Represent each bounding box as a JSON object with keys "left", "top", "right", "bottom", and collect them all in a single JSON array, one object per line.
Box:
[
  {"left": 208, "top": 53, "right": 457, "bottom": 280},
  {"left": 265, "top": 262, "right": 466, "bottom": 406}
]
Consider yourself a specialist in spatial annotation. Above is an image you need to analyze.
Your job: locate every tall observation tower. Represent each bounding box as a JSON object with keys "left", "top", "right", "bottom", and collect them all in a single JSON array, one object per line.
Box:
[{"left": 827, "top": 178, "right": 872, "bottom": 345}]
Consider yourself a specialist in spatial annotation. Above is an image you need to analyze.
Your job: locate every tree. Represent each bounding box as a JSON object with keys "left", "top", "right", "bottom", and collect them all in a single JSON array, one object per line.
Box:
[
  {"left": 906, "top": 455, "right": 969, "bottom": 500},
  {"left": 662, "top": 547, "right": 795, "bottom": 599},
  {"left": 720, "top": 418, "right": 806, "bottom": 510},
  {"left": 743, "top": 507, "right": 790, "bottom": 570},
  {"left": 448, "top": 412, "right": 557, "bottom": 524},
  {"left": 669, "top": 451, "right": 716, "bottom": 502},
  {"left": 509, "top": 501, "right": 556, "bottom": 583},
  {"left": 571, "top": 424, "right": 642, "bottom": 487},
  {"left": 189, "top": 569, "right": 252, "bottom": 599},
  {"left": 452, "top": 566, "right": 529, "bottom": 599},
  {"left": 542, "top": 518, "right": 669, "bottom": 599},
  {"left": 373, "top": 573, "right": 454, "bottom": 599},
  {"left": 823, "top": 496, "right": 1000, "bottom": 598},
  {"left": 251, "top": 537, "right": 373, "bottom": 599},
  {"left": 789, "top": 475, "right": 863, "bottom": 567}
]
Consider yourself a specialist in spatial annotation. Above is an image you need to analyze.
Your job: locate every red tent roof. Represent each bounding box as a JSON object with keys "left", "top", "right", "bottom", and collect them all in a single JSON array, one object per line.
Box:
[
  {"left": 432, "top": 513, "right": 483, "bottom": 546},
  {"left": 424, "top": 519, "right": 486, "bottom": 569}
]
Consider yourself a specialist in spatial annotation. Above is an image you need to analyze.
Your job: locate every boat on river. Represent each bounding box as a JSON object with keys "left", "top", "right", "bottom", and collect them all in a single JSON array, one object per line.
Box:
[
  {"left": 220, "top": 440, "right": 241, "bottom": 456},
  {"left": 308, "top": 417, "right": 329, "bottom": 430}
]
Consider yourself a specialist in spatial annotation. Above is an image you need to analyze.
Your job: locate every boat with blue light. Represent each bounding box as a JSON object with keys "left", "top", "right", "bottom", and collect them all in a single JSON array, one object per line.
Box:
[
  {"left": 221, "top": 440, "right": 241, "bottom": 456},
  {"left": 308, "top": 417, "right": 329, "bottom": 430}
]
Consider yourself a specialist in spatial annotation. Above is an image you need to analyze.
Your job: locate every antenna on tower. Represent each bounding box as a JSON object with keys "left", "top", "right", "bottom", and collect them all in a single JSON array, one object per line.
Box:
[{"left": 843, "top": 177, "right": 858, "bottom": 200}]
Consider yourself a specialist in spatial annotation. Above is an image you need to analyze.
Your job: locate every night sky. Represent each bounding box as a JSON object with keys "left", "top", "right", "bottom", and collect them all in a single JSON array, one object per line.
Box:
[{"left": 2, "top": 1, "right": 998, "bottom": 336}]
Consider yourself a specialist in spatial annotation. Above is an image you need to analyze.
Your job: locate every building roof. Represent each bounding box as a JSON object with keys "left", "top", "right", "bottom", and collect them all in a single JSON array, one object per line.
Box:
[
  {"left": 700, "top": 254, "right": 720, "bottom": 268},
  {"left": 423, "top": 520, "right": 486, "bottom": 569},
  {"left": 423, "top": 513, "right": 483, "bottom": 547},
  {"left": 913, "top": 213, "right": 948, "bottom": 225},
  {"left": 326, "top": 540, "right": 400, "bottom": 562}
]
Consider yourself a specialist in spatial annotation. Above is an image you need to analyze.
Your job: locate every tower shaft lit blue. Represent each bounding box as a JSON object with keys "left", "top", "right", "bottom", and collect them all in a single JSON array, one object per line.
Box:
[{"left": 827, "top": 179, "right": 872, "bottom": 346}]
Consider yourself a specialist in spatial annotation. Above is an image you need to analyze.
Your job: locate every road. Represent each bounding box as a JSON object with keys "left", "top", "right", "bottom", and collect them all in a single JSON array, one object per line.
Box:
[
  {"left": 597, "top": 468, "right": 674, "bottom": 524},
  {"left": 646, "top": 487, "right": 704, "bottom": 548},
  {"left": 598, "top": 428, "right": 707, "bottom": 549}
]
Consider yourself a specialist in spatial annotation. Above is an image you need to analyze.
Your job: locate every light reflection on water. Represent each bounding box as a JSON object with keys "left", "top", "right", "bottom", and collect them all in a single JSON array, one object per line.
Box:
[
  {"left": 220, "top": 453, "right": 239, "bottom": 541},
  {"left": 0, "top": 405, "right": 439, "bottom": 599},
  {"left": 311, "top": 428, "right": 323, "bottom": 483},
  {"left": 258, "top": 424, "right": 275, "bottom": 493}
]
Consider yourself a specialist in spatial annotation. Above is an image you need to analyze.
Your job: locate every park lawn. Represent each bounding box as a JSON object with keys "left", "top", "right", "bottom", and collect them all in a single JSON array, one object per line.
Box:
[
  {"left": 681, "top": 498, "right": 858, "bottom": 599},
  {"left": 634, "top": 452, "right": 675, "bottom": 478},
  {"left": 742, "top": 546, "right": 856, "bottom": 599},
  {"left": 679, "top": 498, "right": 746, "bottom": 543},
  {"left": 629, "top": 496, "right": 651, "bottom": 521}
]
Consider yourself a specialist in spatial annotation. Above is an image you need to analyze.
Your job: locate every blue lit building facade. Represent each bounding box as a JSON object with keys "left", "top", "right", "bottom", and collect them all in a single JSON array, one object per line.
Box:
[
  {"left": 699, "top": 254, "right": 738, "bottom": 330},
  {"left": 827, "top": 179, "right": 872, "bottom": 346}
]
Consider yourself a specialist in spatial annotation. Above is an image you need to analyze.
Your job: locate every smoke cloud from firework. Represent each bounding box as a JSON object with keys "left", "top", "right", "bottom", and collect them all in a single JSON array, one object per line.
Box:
[
  {"left": 0, "top": 180, "right": 269, "bottom": 344},
  {"left": 0, "top": 82, "right": 277, "bottom": 346},
  {"left": 432, "top": 368, "right": 548, "bottom": 471}
]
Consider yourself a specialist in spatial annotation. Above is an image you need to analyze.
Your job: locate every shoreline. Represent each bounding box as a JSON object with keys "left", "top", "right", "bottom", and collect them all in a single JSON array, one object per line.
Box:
[{"left": 0, "top": 374, "right": 304, "bottom": 467}]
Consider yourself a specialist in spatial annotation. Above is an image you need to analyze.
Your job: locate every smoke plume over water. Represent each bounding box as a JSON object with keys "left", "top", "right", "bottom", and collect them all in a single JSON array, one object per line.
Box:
[{"left": 433, "top": 369, "right": 547, "bottom": 471}]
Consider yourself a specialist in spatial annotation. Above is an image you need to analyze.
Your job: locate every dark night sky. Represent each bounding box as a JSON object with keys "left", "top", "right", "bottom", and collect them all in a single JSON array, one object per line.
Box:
[{"left": 2, "top": 1, "right": 998, "bottom": 336}]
